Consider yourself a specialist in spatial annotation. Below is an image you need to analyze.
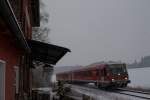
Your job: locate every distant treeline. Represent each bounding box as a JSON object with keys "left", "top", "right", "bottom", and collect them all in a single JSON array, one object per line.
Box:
[
  {"left": 55, "top": 56, "right": 150, "bottom": 73},
  {"left": 127, "top": 56, "right": 150, "bottom": 68}
]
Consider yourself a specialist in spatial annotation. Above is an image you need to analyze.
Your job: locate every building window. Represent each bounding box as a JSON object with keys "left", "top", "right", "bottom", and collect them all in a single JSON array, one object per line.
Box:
[
  {"left": 14, "top": 66, "right": 19, "bottom": 94},
  {"left": 0, "top": 60, "right": 6, "bottom": 100}
]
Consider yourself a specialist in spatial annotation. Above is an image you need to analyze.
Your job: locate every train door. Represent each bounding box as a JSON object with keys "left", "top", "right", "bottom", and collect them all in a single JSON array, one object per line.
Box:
[
  {"left": 0, "top": 60, "right": 5, "bottom": 100},
  {"left": 101, "top": 69, "right": 105, "bottom": 82},
  {"left": 102, "top": 68, "right": 107, "bottom": 78},
  {"left": 100, "top": 68, "right": 107, "bottom": 87},
  {"left": 96, "top": 69, "right": 100, "bottom": 87}
]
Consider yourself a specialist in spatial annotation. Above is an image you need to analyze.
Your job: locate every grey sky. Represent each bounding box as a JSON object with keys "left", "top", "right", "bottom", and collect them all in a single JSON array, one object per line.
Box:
[{"left": 45, "top": 0, "right": 150, "bottom": 66}]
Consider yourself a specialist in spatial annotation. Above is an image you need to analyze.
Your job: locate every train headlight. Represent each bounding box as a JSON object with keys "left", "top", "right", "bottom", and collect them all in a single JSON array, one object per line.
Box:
[
  {"left": 112, "top": 79, "right": 115, "bottom": 82},
  {"left": 125, "top": 77, "right": 128, "bottom": 80}
]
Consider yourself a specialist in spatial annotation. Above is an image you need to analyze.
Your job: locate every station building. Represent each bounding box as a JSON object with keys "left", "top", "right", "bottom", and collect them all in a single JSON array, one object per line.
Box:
[{"left": 0, "top": 0, "right": 70, "bottom": 100}]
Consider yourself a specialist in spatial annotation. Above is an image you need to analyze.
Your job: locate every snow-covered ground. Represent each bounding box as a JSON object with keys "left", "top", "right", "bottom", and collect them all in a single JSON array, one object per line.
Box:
[
  {"left": 128, "top": 67, "right": 150, "bottom": 88},
  {"left": 51, "top": 74, "right": 57, "bottom": 82},
  {"left": 69, "top": 84, "right": 147, "bottom": 100}
]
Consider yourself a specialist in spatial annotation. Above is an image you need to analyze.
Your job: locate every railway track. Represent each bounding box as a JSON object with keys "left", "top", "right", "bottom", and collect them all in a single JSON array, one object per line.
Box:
[
  {"left": 117, "top": 88, "right": 150, "bottom": 95},
  {"left": 115, "top": 88, "right": 150, "bottom": 99},
  {"left": 66, "top": 84, "right": 150, "bottom": 100}
]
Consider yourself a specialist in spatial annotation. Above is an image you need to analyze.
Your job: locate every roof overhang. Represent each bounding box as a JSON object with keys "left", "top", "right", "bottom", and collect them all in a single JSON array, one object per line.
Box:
[
  {"left": 28, "top": 40, "right": 71, "bottom": 65},
  {"left": 0, "top": 0, "right": 30, "bottom": 53}
]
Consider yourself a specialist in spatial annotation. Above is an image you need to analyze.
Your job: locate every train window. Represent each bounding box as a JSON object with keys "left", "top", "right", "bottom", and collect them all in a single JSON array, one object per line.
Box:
[
  {"left": 92, "top": 71, "right": 97, "bottom": 76},
  {"left": 79, "top": 72, "right": 82, "bottom": 76},
  {"left": 75, "top": 72, "right": 78, "bottom": 76},
  {"left": 96, "top": 70, "right": 99, "bottom": 76},
  {"left": 82, "top": 71, "right": 85, "bottom": 76},
  {"left": 87, "top": 71, "right": 92, "bottom": 76},
  {"left": 109, "top": 64, "right": 127, "bottom": 74},
  {"left": 87, "top": 71, "right": 89, "bottom": 76},
  {"left": 83, "top": 71, "right": 90, "bottom": 76},
  {"left": 84, "top": 71, "right": 87, "bottom": 76}
]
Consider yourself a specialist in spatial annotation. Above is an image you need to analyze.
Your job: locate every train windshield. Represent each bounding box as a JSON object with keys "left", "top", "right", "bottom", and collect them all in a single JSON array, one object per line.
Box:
[{"left": 108, "top": 64, "right": 127, "bottom": 75}]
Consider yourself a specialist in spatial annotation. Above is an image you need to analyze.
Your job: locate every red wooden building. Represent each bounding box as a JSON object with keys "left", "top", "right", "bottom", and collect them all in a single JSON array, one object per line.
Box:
[
  {"left": 0, "top": 0, "right": 70, "bottom": 100},
  {"left": 0, "top": 0, "right": 36, "bottom": 100}
]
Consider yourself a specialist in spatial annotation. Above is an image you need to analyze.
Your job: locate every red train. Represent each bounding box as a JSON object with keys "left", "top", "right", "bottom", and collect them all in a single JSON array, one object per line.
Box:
[{"left": 56, "top": 63, "right": 130, "bottom": 88}]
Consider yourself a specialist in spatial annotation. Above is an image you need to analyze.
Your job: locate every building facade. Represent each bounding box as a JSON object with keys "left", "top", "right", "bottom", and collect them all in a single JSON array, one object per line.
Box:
[
  {"left": 0, "top": 0, "right": 39, "bottom": 100},
  {"left": 0, "top": 0, "right": 70, "bottom": 100}
]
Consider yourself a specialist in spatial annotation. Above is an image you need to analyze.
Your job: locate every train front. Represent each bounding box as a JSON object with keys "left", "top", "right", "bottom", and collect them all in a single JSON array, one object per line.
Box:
[{"left": 107, "top": 64, "right": 131, "bottom": 88}]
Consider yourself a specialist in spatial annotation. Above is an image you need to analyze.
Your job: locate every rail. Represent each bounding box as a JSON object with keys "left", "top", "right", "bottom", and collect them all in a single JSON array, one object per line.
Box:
[
  {"left": 65, "top": 84, "right": 150, "bottom": 100},
  {"left": 115, "top": 88, "right": 150, "bottom": 99}
]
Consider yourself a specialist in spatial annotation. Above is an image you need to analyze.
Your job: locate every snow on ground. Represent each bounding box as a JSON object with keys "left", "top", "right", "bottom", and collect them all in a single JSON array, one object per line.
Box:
[
  {"left": 70, "top": 85, "right": 146, "bottom": 100},
  {"left": 51, "top": 74, "right": 57, "bottom": 82},
  {"left": 128, "top": 67, "right": 150, "bottom": 88}
]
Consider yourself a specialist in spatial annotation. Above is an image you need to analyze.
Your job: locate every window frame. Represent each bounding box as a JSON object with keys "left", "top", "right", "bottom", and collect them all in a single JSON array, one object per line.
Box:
[{"left": 0, "top": 60, "right": 6, "bottom": 100}]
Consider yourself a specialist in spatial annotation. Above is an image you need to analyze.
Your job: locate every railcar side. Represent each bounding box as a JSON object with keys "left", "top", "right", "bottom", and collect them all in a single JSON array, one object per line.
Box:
[
  {"left": 56, "top": 63, "right": 130, "bottom": 88},
  {"left": 56, "top": 71, "right": 71, "bottom": 83},
  {"left": 71, "top": 67, "right": 97, "bottom": 84}
]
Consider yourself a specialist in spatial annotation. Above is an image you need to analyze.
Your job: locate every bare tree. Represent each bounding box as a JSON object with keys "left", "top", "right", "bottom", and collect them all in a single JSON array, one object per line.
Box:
[
  {"left": 32, "top": 0, "right": 50, "bottom": 43},
  {"left": 32, "top": 1, "right": 52, "bottom": 88}
]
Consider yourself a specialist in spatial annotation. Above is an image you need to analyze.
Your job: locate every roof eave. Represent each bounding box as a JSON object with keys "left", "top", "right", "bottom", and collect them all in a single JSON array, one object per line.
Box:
[
  {"left": 28, "top": 40, "right": 71, "bottom": 65},
  {"left": 0, "top": 0, "right": 30, "bottom": 53}
]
